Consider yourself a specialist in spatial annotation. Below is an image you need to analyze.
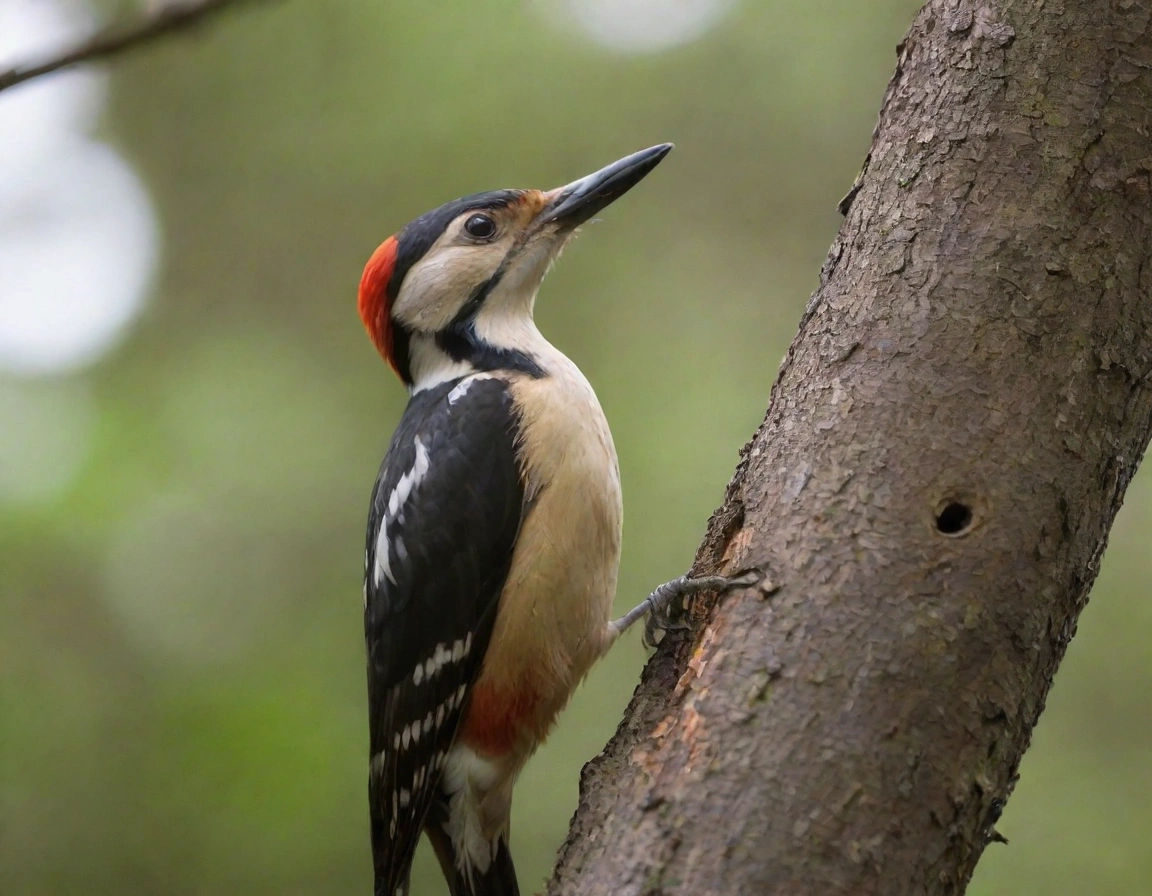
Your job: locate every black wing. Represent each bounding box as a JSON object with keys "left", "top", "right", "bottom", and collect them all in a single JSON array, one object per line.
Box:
[{"left": 364, "top": 375, "right": 525, "bottom": 896}]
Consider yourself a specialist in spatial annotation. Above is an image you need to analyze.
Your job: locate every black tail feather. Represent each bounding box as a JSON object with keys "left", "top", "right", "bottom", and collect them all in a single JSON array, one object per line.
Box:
[
  {"left": 425, "top": 814, "right": 519, "bottom": 896},
  {"left": 453, "top": 838, "right": 518, "bottom": 896},
  {"left": 374, "top": 873, "right": 409, "bottom": 896}
]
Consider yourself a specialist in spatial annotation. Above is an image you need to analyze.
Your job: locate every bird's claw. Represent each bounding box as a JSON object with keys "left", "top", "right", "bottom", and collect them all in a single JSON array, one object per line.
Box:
[
  {"left": 642, "top": 568, "right": 764, "bottom": 648},
  {"left": 722, "top": 569, "right": 764, "bottom": 591},
  {"left": 643, "top": 596, "right": 690, "bottom": 648}
]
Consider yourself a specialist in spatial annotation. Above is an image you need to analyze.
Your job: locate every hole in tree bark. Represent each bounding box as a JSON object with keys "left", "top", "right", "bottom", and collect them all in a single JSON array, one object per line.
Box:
[{"left": 935, "top": 501, "right": 973, "bottom": 535}]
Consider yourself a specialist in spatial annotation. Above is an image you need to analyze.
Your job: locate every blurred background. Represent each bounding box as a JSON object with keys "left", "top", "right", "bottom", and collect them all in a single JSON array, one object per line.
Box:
[{"left": 1, "top": 0, "right": 1149, "bottom": 894}]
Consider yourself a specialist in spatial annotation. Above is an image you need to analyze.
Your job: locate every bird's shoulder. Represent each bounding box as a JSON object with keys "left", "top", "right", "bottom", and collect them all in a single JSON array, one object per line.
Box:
[
  {"left": 364, "top": 372, "right": 526, "bottom": 673},
  {"left": 368, "top": 372, "right": 524, "bottom": 543}
]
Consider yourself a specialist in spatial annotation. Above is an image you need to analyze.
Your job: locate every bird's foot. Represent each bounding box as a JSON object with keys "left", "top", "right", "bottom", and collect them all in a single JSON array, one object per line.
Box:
[
  {"left": 608, "top": 569, "right": 763, "bottom": 647},
  {"left": 642, "top": 569, "right": 762, "bottom": 647}
]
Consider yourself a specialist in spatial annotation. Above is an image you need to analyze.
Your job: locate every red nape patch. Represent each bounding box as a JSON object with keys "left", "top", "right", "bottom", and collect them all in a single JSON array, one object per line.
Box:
[
  {"left": 458, "top": 682, "right": 542, "bottom": 758},
  {"left": 358, "top": 236, "right": 400, "bottom": 375}
]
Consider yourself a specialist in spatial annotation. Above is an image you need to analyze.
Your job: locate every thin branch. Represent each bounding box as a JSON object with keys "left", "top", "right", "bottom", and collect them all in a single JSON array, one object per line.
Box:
[{"left": 0, "top": 0, "right": 270, "bottom": 94}]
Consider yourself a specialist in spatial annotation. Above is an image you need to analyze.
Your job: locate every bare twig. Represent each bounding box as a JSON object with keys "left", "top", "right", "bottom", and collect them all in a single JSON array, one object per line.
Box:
[{"left": 0, "top": 0, "right": 269, "bottom": 94}]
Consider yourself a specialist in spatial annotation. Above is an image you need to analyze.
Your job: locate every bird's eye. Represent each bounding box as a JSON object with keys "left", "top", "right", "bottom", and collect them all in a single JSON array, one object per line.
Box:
[{"left": 464, "top": 214, "right": 497, "bottom": 240}]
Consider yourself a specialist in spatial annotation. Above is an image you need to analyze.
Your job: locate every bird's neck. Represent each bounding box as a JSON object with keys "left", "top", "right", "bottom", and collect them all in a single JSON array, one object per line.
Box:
[{"left": 408, "top": 313, "right": 552, "bottom": 394}]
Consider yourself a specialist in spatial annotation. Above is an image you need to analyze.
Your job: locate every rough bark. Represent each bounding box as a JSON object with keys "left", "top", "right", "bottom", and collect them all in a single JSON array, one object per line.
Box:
[{"left": 547, "top": 1, "right": 1152, "bottom": 894}]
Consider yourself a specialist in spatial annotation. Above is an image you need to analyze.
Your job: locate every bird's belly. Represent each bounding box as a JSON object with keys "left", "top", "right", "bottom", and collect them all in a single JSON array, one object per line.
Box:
[{"left": 460, "top": 374, "right": 623, "bottom": 759}]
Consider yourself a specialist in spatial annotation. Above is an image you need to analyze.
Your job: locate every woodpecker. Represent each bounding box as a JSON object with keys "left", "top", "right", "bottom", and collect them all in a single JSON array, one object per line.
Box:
[{"left": 358, "top": 144, "right": 756, "bottom": 896}]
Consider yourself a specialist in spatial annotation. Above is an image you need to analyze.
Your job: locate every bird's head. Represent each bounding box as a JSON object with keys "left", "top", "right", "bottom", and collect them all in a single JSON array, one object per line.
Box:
[{"left": 358, "top": 143, "right": 673, "bottom": 388}]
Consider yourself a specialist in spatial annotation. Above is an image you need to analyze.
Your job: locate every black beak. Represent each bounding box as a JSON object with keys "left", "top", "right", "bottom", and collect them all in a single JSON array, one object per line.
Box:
[{"left": 539, "top": 143, "right": 673, "bottom": 228}]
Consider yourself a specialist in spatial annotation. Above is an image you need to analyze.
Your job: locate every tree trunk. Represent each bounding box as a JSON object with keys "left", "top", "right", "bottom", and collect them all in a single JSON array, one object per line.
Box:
[{"left": 546, "top": 1, "right": 1152, "bottom": 893}]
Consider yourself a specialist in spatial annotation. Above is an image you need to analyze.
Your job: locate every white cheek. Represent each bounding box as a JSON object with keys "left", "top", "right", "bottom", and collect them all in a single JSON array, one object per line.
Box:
[{"left": 393, "top": 246, "right": 504, "bottom": 332}]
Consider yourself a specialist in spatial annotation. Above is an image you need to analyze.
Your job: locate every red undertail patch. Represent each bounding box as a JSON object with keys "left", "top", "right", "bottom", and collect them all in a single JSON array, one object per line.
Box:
[{"left": 459, "top": 682, "right": 542, "bottom": 758}]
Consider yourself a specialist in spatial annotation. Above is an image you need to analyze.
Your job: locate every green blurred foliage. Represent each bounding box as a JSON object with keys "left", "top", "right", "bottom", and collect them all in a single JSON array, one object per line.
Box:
[{"left": 2, "top": 1, "right": 1149, "bottom": 894}]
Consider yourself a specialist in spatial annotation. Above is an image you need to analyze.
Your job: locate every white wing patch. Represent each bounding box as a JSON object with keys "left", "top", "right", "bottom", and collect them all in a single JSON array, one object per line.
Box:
[
  {"left": 386, "top": 437, "right": 430, "bottom": 520},
  {"left": 447, "top": 372, "right": 494, "bottom": 407},
  {"left": 371, "top": 684, "right": 469, "bottom": 767},
  {"left": 374, "top": 436, "right": 431, "bottom": 587},
  {"left": 411, "top": 636, "right": 473, "bottom": 687}
]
